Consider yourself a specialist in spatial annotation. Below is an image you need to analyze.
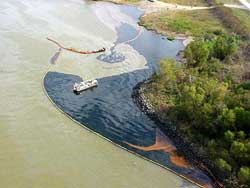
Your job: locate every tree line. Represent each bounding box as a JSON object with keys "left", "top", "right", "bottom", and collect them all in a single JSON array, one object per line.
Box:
[{"left": 146, "top": 32, "right": 250, "bottom": 187}]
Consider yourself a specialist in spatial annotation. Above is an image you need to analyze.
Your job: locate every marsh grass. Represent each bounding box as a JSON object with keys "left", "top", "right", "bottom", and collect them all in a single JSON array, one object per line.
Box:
[{"left": 140, "top": 9, "right": 228, "bottom": 37}]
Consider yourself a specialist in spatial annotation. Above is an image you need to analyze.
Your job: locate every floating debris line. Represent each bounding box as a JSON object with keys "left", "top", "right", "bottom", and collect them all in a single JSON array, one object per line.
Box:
[{"left": 47, "top": 37, "right": 105, "bottom": 54}]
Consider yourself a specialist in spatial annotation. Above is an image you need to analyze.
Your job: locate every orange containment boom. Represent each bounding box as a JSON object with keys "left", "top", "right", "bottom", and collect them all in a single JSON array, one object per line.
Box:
[{"left": 47, "top": 37, "right": 105, "bottom": 54}]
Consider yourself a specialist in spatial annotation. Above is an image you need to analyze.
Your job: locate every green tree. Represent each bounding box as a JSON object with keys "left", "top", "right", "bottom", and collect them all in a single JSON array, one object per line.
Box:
[
  {"left": 205, "top": 58, "right": 223, "bottom": 77},
  {"left": 224, "top": 130, "right": 235, "bottom": 144},
  {"left": 238, "top": 166, "right": 250, "bottom": 184},
  {"left": 218, "top": 108, "right": 236, "bottom": 131},
  {"left": 236, "top": 131, "right": 246, "bottom": 140},
  {"left": 234, "top": 107, "right": 250, "bottom": 134},
  {"left": 213, "top": 35, "right": 237, "bottom": 60},
  {"left": 215, "top": 158, "right": 232, "bottom": 174},
  {"left": 230, "top": 141, "right": 248, "bottom": 164},
  {"left": 159, "top": 59, "right": 184, "bottom": 83},
  {"left": 178, "top": 84, "right": 205, "bottom": 123},
  {"left": 185, "top": 40, "right": 210, "bottom": 67}
]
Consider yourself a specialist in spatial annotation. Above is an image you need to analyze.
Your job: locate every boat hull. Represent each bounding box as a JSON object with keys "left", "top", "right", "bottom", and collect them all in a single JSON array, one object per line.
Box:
[{"left": 73, "top": 84, "right": 98, "bottom": 94}]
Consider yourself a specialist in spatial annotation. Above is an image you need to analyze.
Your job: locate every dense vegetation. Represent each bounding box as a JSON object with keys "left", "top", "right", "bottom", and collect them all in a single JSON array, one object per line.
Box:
[
  {"left": 144, "top": 33, "right": 250, "bottom": 187},
  {"left": 136, "top": 0, "right": 250, "bottom": 186}
]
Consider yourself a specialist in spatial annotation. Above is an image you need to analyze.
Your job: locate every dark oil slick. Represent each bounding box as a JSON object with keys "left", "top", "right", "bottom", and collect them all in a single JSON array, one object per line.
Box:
[
  {"left": 44, "top": 4, "right": 215, "bottom": 188},
  {"left": 44, "top": 70, "right": 213, "bottom": 188}
]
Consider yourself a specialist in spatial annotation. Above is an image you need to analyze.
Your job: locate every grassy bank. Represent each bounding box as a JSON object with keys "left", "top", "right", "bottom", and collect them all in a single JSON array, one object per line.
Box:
[
  {"left": 140, "top": 9, "right": 228, "bottom": 38},
  {"left": 212, "top": 6, "right": 250, "bottom": 39},
  {"left": 139, "top": 1, "right": 250, "bottom": 39},
  {"left": 231, "top": 8, "right": 250, "bottom": 30}
]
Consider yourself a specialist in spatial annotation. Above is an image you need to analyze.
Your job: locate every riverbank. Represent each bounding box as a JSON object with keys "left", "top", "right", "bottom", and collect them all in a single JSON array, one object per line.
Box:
[
  {"left": 133, "top": 30, "right": 250, "bottom": 187},
  {"left": 132, "top": 80, "right": 224, "bottom": 188}
]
